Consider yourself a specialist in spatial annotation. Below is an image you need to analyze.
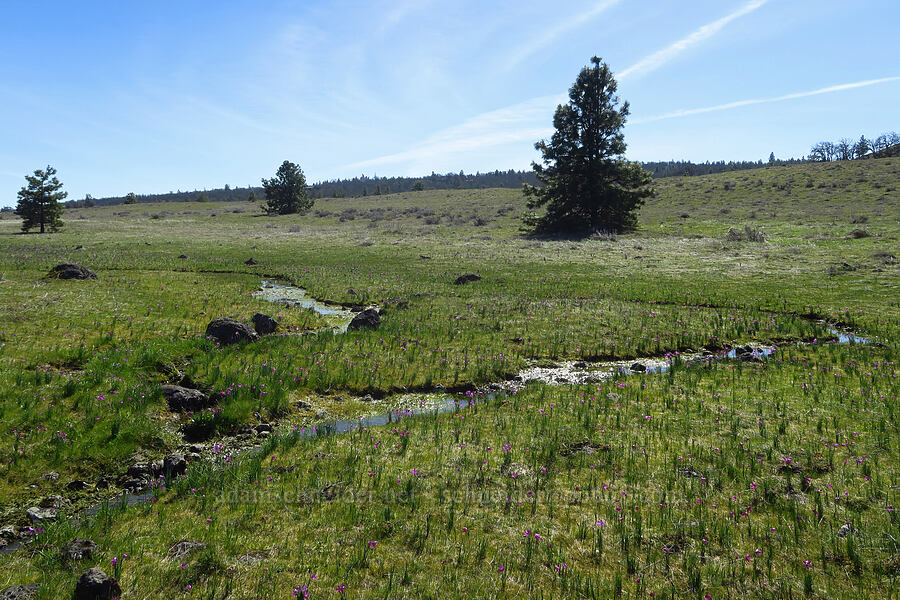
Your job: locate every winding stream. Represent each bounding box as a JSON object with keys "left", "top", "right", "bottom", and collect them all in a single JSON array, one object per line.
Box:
[{"left": 0, "top": 283, "right": 879, "bottom": 554}]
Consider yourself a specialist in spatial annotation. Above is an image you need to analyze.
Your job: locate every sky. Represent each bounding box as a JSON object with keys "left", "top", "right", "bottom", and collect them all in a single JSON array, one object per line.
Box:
[{"left": 1, "top": 0, "right": 898, "bottom": 206}]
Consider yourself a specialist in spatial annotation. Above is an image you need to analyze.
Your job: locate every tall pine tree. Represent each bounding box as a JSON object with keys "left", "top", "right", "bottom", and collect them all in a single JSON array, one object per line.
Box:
[
  {"left": 15, "top": 165, "right": 66, "bottom": 233},
  {"left": 525, "top": 57, "right": 652, "bottom": 235}
]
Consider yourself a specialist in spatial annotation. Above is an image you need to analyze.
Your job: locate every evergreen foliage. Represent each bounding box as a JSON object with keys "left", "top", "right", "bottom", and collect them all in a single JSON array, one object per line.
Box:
[
  {"left": 262, "top": 160, "right": 311, "bottom": 215},
  {"left": 15, "top": 165, "right": 66, "bottom": 233},
  {"left": 524, "top": 57, "right": 652, "bottom": 234}
]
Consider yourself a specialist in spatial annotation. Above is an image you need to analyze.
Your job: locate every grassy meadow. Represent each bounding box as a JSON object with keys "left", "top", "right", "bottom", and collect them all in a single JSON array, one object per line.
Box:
[{"left": 0, "top": 157, "right": 897, "bottom": 598}]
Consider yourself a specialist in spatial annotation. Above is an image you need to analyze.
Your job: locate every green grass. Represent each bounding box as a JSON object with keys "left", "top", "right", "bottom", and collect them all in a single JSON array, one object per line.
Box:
[{"left": 0, "top": 157, "right": 896, "bottom": 598}]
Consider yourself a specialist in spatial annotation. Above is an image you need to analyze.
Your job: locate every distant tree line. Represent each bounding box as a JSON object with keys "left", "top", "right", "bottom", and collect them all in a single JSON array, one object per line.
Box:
[
  {"left": 59, "top": 134, "right": 898, "bottom": 209},
  {"left": 809, "top": 131, "right": 899, "bottom": 162},
  {"left": 66, "top": 159, "right": 801, "bottom": 208}
]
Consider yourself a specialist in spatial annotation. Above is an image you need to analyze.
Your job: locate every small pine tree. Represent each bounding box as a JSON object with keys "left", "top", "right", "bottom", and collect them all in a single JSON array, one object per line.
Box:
[
  {"left": 15, "top": 165, "right": 66, "bottom": 233},
  {"left": 262, "top": 161, "right": 311, "bottom": 215}
]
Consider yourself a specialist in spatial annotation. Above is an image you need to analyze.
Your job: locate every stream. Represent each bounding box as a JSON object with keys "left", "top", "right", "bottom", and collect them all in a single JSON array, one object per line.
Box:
[{"left": 0, "top": 283, "right": 878, "bottom": 554}]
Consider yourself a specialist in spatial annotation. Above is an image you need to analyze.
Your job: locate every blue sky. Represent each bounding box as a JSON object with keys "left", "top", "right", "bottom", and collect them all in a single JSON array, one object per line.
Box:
[{"left": 1, "top": 0, "right": 898, "bottom": 206}]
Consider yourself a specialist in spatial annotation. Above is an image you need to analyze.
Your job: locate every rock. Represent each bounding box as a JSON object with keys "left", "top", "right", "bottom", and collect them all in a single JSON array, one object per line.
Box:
[
  {"left": 257, "top": 431, "right": 270, "bottom": 439},
  {"left": 62, "top": 539, "right": 98, "bottom": 561},
  {"left": 47, "top": 263, "right": 97, "bottom": 280},
  {"left": 453, "top": 273, "right": 481, "bottom": 285},
  {"left": 205, "top": 317, "right": 259, "bottom": 345},
  {"left": 295, "top": 400, "right": 312, "bottom": 410},
  {"left": 630, "top": 362, "right": 647, "bottom": 373},
  {"left": 244, "top": 257, "right": 258, "bottom": 265},
  {"left": 66, "top": 480, "right": 89, "bottom": 491},
  {"left": 738, "top": 352, "right": 763, "bottom": 363},
  {"left": 127, "top": 463, "right": 152, "bottom": 478},
  {"left": 361, "top": 394, "right": 374, "bottom": 403},
  {"left": 837, "top": 523, "right": 856, "bottom": 537},
  {"left": 25, "top": 507, "right": 57, "bottom": 524},
  {"left": 0, "top": 526, "right": 17, "bottom": 539},
  {"left": 251, "top": 313, "right": 278, "bottom": 335},
  {"left": 0, "top": 584, "right": 40, "bottom": 600},
  {"left": 95, "top": 477, "right": 110, "bottom": 489},
  {"left": 40, "top": 471, "right": 59, "bottom": 481},
  {"left": 39, "top": 494, "right": 67, "bottom": 508},
  {"left": 178, "top": 254, "right": 188, "bottom": 259},
  {"left": 167, "top": 540, "right": 205, "bottom": 560},
  {"left": 162, "top": 384, "right": 213, "bottom": 412},
  {"left": 347, "top": 308, "right": 380, "bottom": 331},
  {"left": 254, "top": 424, "right": 273, "bottom": 434},
  {"left": 186, "top": 453, "right": 202, "bottom": 463},
  {"left": 119, "top": 478, "right": 146, "bottom": 492},
  {"left": 314, "top": 410, "right": 331, "bottom": 420},
  {"left": 73, "top": 568, "right": 121, "bottom": 600},
  {"left": 163, "top": 454, "right": 187, "bottom": 477},
  {"left": 74, "top": 245, "right": 84, "bottom": 250}
]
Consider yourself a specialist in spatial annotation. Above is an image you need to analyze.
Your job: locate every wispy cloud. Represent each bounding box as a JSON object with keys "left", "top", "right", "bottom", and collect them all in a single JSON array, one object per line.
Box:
[
  {"left": 348, "top": 1, "right": 773, "bottom": 173},
  {"left": 631, "top": 76, "right": 900, "bottom": 124},
  {"left": 343, "top": 94, "right": 562, "bottom": 171},
  {"left": 618, "top": 0, "right": 769, "bottom": 80},
  {"left": 506, "top": 0, "right": 623, "bottom": 70}
]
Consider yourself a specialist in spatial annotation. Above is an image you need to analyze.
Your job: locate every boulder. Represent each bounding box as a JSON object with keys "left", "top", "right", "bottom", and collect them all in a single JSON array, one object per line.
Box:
[
  {"left": 244, "top": 257, "right": 258, "bottom": 265},
  {"left": 162, "top": 385, "right": 213, "bottom": 412},
  {"left": 0, "top": 584, "right": 40, "bottom": 600},
  {"left": 251, "top": 313, "right": 278, "bottom": 335},
  {"left": 178, "top": 254, "right": 188, "bottom": 259},
  {"left": 738, "top": 352, "right": 763, "bottom": 363},
  {"left": 73, "top": 568, "right": 121, "bottom": 600},
  {"left": 126, "top": 463, "right": 153, "bottom": 478},
  {"left": 254, "top": 424, "right": 273, "bottom": 434},
  {"left": 47, "top": 263, "right": 97, "bottom": 280},
  {"left": 25, "top": 507, "right": 57, "bottom": 524},
  {"left": 453, "top": 273, "right": 481, "bottom": 285},
  {"left": 630, "top": 363, "right": 647, "bottom": 373},
  {"left": 66, "top": 480, "right": 90, "bottom": 491},
  {"left": 347, "top": 308, "right": 380, "bottom": 331},
  {"left": 39, "top": 494, "right": 67, "bottom": 508},
  {"left": 62, "top": 539, "right": 98, "bottom": 561},
  {"left": 163, "top": 454, "right": 188, "bottom": 477},
  {"left": 205, "top": 318, "right": 259, "bottom": 345}
]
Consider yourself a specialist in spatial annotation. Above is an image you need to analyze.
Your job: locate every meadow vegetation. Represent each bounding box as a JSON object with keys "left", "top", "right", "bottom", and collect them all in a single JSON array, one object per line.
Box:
[{"left": 0, "top": 157, "right": 896, "bottom": 598}]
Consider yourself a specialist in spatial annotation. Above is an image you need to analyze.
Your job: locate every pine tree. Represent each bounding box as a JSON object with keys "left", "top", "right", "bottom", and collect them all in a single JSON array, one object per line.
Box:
[
  {"left": 524, "top": 57, "right": 652, "bottom": 235},
  {"left": 262, "top": 161, "right": 311, "bottom": 215},
  {"left": 15, "top": 165, "right": 67, "bottom": 233}
]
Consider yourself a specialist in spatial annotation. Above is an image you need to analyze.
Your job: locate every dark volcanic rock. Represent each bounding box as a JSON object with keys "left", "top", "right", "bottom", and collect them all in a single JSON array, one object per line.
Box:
[
  {"left": 251, "top": 313, "right": 278, "bottom": 335},
  {"left": 163, "top": 454, "right": 188, "bottom": 477},
  {"left": 453, "top": 273, "right": 481, "bottom": 285},
  {"left": 178, "top": 254, "right": 188, "bottom": 259},
  {"left": 244, "top": 257, "right": 258, "bottom": 265},
  {"left": 162, "top": 384, "right": 213, "bottom": 412},
  {"left": 738, "top": 352, "right": 763, "bottom": 363},
  {"left": 0, "top": 584, "right": 40, "bottom": 600},
  {"left": 630, "top": 362, "right": 647, "bottom": 373},
  {"left": 47, "top": 263, "right": 97, "bottom": 280},
  {"left": 73, "top": 568, "right": 121, "bottom": 600},
  {"left": 66, "top": 480, "right": 89, "bottom": 491},
  {"left": 62, "top": 539, "right": 98, "bottom": 561},
  {"left": 205, "top": 318, "right": 259, "bottom": 345},
  {"left": 347, "top": 308, "right": 380, "bottom": 331}
]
